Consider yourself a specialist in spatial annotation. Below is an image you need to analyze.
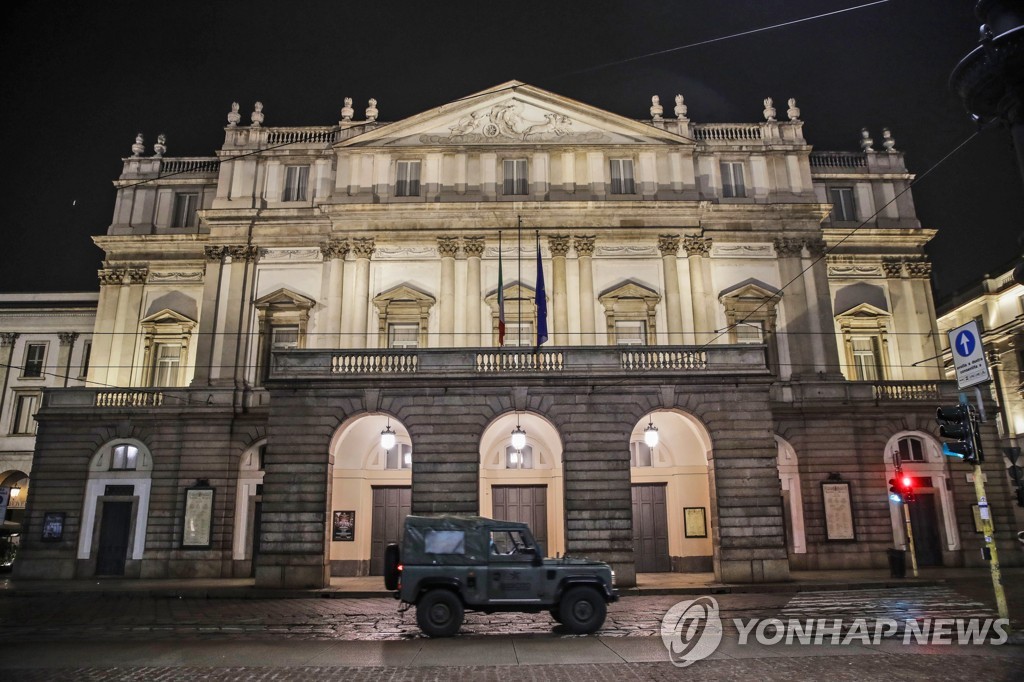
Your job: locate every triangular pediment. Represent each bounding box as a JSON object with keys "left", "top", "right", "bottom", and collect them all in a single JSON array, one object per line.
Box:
[
  {"left": 719, "top": 279, "right": 781, "bottom": 301},
  {"left": 598, "top": 280, "right": 660, "bottom": 303},
  {"left": 253, "top": 288, "right": 316, "bottom": 311},
  {"left": 836, "top": 302, "right": 890, "bottom": 319},
  {"left": 340, "top": 81, "right": 691, "bottom": 148},
  {"left": 140, "top": 308, "right": 196, "bottom": 326}
]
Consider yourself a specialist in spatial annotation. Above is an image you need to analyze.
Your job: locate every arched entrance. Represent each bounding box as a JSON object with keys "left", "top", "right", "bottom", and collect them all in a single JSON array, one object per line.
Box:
[
  {"left": 884, "top": 432, "right": 960, "bottom": 566},
  {"left": 629, "top": 410, "right": 713, "bottom": 573},
  {"left": 775, "top": 436, "right": 806, "bottom": 556},
  {"left": 479, "top": 411, "right": 565, "bottom": 557},
  {"left": 0, "top": 470, "right": 28, "bottom": 570},
  {"left": 329, "top": 413, "right": 413, "bottom": 576}
]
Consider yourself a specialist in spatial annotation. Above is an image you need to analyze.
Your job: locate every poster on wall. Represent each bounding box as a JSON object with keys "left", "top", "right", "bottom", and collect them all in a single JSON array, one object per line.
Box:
[
  {"left": 821, "top": 480, "right": 856, "bottom": 541},
  {"left": 684, "top": 507, "right": 707, "bottom": 538},
  {"left": 333, "top": 511, "right": 355, "bottom": 541},
  {"left": 182, "top": 486, "right": 215, "bottom": 549},
  {"left": 41, "top": 512, "right": 65, "bottom": 541}
]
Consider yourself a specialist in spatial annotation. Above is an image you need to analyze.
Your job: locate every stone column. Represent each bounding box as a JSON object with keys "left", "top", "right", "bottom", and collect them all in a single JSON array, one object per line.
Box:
[
  {"left": 350, "top": 238, "right": 375, "bottom": 349},
  {"left": 215, "top": 245, "right": 258, "bottom": 387},
  {"left": 463, "top": 237, "right": 485, "bottom": 347},
  {"left": 774, "top": 238, "right": 812, "bottom": 378},
  {"left": 0, "top": 333, "right": 19, "bottom": 419},
  {"left": 549, "top": 235, "right": 570, "bottom": 345},
  {"left": 799, "top": 238, "right": 827, "bottom": 374},
  {"left": 320, "top": 240, "right": 349, "bottom": 349},
  {"left": 805, "top": 238, "right": 842, "bottom": 376},
  {"left": 191, "top": 246, "right": 226, "bottom": 386},
  {"left": 108, "top": 267, "right": 147, "bottom": 387},
  {"left": 437, "top": 237, "right": 459, "bottom": 347},
  {"left": 907, "top": 259, "right": 941, "bottom": 379},
  {"left": 574, "top": 236, "right": 596, "bottom": 345},
  {"left": 658, "top": 235, "right": 684, "bottom": 344},
  {"left": 91, "top": 269, "right": 123, "bottom": 385},
  {"left": 684, "top": 237, "right": 712, "bottom": 344},
  {"left": 57, "top": 332, "right": 79, "bottom": 387}
]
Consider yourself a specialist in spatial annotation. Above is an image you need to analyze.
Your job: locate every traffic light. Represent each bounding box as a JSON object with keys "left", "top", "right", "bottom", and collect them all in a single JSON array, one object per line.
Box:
[
  {"left": 936, "top": 404, "right": 980, "bottom": 464},
  {"left": 1008, "top": 461, "right": 1024, "bottom": 509},
  {"left": 901, "top": 475, "right": 915, "bottom": 504},
  {"left": 888, "top": 477, "right": 903, "bottom": 504}
]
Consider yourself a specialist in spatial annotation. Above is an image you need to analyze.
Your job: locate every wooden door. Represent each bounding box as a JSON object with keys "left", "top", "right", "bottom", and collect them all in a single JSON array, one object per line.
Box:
[
  {"left": 631, "top": 483, "right": 670, "bottom": 573},
  {"left": 95, "top": 501, "right": 132, "bottom": 576},
  {"left": 491, "top": 485, "right": 548, "bottom": 549},
  {"left": 370, "top": 486, "right": 411, "bottom": 575},
  {"left": 908, "top": 493, "right": 943, "bottom": 566}
]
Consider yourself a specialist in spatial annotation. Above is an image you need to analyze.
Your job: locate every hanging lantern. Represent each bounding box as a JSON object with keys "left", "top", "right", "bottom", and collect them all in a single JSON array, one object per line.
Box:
[
  {"left": 510, "top": 424, "right": 527, "bottom": 451},
  {"left": 380, "top": 421, "right": 397, "bottom": 451},
  {"left": 643, "top": 418, "right": 659, "bottom": 448}
]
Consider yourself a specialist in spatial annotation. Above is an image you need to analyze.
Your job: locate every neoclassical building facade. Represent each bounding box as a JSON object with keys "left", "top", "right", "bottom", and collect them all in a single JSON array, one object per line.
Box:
[{"left": 13, "top": 82, "right": 1020, "bottom": 587}]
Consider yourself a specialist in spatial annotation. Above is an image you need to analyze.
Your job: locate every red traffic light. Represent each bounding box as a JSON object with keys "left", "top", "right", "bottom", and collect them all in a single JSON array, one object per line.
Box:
[{"left": 901, "top": 475, "right": 913, "bottom": 488}]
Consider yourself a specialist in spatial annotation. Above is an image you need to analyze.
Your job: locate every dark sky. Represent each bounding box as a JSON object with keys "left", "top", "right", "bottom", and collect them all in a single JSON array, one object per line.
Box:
[{"left": 2, "top": 1, "right": 1020, "bottom": 301}]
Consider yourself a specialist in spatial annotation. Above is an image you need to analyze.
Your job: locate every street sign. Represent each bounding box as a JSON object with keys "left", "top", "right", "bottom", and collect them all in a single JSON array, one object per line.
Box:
[{"left": 948, "top": 320, "right": 991, "bottom": 389}]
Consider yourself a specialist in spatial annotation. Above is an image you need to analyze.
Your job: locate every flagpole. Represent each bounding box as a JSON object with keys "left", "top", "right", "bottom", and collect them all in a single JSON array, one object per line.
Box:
[
  {"left": 498, "top": 230, "right": 505, "bottom": 347},
  {"left": 517, "top": 215, "right": 522, "bottom": 348}
]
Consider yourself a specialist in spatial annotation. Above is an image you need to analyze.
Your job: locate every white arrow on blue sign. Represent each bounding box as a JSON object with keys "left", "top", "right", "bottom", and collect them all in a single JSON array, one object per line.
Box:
[{"left": 947, "top": 320, "right": 990, "bottom": 390}]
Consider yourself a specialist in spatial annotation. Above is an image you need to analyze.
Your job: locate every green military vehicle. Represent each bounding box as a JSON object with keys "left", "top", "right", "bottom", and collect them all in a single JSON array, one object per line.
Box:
[{"left": 384, "top": 515, "right": 618, "bottom": 637}]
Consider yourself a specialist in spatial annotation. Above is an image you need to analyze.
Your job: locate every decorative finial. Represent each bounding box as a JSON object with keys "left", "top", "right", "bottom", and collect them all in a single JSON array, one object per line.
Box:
[
  {"left": 153, "top": 133, "right": 167, "bottom": 158},
  {"left": 341, "top": 97, "right": 354, "bottom": 122},
  {"left": 650, "top": 95, "right": 663, "bottom": 121},
  {"left": 786, "top": 98, "right": 800, "bottom": 121},
  {"left": 131, "top": 132, "right": 145, "bottom": 157},
  {"left": 763, "top": 97, "right": 776, "bottom": 122},
  {"left": 674, "top": 94, "right": 688, "bottom": 121},
  {"left": 860, "top": 127, "right": 875, "bottom": 152},
  {"left": 366, "top": 98, "right": 378, "bottom": 122},
  {"left": 882, "top": 127, "right": 897, "bottom": 153},
  {"left": 227, "top": 102, "right": 241, "bottom": 127},
  {"left": 251, "top": 101, "right": 264, "bottom": 128}
]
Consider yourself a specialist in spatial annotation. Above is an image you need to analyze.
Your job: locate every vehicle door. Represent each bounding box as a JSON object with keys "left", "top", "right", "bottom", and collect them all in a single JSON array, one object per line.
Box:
[{"left": 486, "top": 528, "right": 543, "bottom": 602}]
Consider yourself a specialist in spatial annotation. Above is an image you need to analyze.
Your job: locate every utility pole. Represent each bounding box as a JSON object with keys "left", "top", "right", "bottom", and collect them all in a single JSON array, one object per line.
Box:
[{"left": 892, "top": 451, "right": 919, "bottom": 578}]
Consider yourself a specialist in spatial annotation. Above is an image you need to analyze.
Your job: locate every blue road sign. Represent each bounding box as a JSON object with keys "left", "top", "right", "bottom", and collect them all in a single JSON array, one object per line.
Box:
[{"left": 954, "top": 330, "right": 976, "bottom": 357}]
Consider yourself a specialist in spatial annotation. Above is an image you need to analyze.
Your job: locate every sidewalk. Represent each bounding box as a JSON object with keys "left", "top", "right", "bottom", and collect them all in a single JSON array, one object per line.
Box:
[{"left": 4, "top": 566, "right": 1017, "bottom": 600}]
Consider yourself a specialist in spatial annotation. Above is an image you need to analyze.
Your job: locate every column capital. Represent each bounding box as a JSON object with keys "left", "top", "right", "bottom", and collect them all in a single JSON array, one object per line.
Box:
[
  {"left": 463, "top": 236, "right": 485, "bottom": 258},
  {"left": 226, "top": 245, "right": 259, "bottom": 262},
  {"left": 98, "top": 268, "right": 124, "bottom": 286},
  {"left": 203, "top": 245, "right": 227, "bottom": 262},
  {"left": 549, "top": 235, "right": 571, "bottom": 257},
  {"left": 573, "top": 235, "right": 596, "bottom": 257},
  {"left": 126, "top": 267, "right": 149, "bottom": 284},
  {"left": 683, "top": 236, "right": 712, "bottom": 257},
  {"left": 804, "top": 238, "right": 827, "bottom": 258},
  {"left": 0, "top": 332, "right": 19, "bottom": 347},
  {"left": 320, "top": 239, "right": 351, "bottom": 260},
  {"left": 657, "top": 234, "right": 681, "bottom": 256},
  {"left": 352, "top": 237, "right": 376, "bottom": 259},
  {"left": 882, "top": 258, "right": 903, "bottom": 278},
  {"left": 58, "top": 332, "right": 80, "bottom": 346},
  {"left": 772, "top": 237, "right": 804, "bottom": 258},
  {"left": 437, "top": 236, "right": 461, "bottom": 258},
  {"left": 905, "top": 259, "right": 932, "bottom": 279}
]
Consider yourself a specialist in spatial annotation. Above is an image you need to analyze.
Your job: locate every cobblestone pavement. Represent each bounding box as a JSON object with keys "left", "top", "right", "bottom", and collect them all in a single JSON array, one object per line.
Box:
[{"left": 0, "top": 586, "right": 1000, "bottom": 641}]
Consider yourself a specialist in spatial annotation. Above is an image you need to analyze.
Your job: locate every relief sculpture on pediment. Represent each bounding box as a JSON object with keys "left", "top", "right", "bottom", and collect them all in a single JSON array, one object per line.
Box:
[{"left": 418, "top": 100, "right": 608, "bottom": 144}]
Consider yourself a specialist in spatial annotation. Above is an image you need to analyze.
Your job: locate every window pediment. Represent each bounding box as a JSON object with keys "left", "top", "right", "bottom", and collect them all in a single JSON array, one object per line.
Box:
[
  {"left": 598, "top": 281, "right": 660, "bottom": 309},
  {"left": 373, "top": 284, "right": 435, "bottom": 315},
  {"left": 254, "top": 288, "right": 316, "bottom": 312}
]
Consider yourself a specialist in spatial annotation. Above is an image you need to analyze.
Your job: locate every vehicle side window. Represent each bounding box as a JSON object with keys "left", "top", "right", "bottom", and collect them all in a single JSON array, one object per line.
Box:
[{"left": 489, "top": 530, "right": 531, "bottom": 559}]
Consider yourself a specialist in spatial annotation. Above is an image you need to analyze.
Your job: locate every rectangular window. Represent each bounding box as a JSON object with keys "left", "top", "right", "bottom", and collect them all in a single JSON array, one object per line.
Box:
[
  {"left": 283, "top": 165, "right": 310, "bottom": 202},
  {"left": 12, "top": 393, "right": 39, "bottom": 435},
  {"left": 851, "top": 336, "right": 882, "bottom": 381},
  {"left": 388, "top": 323, "right": 420, "bottom": 349},
  {"left": 829, "top": 187, "right": 856, "bottom": 221},
  {"left": 733, "top": 321, "right": 764, "bottom": 344},
  {"left": 505, "top": 445, "right": 534, "bottom": 469},
  {"left": 503, "top": 158, "right": 528, "bottom": 195},
  {"left": 111, "top": 444, "right": 139, "bottom": 471},
  {"left": 610, "top": 159, "right": 635, "bottom": 194},
  {"left": 425, "top": 530, "right": 465, "bottom": 555},
  {"left": 721, "top": 162, "right": 746, "bottom": 198},
  {"left": 504, "top": 322, "right": 534, "bottom": 347},
  {"left": 395, "top": 160, "right": 421, "bottom": 197},
  {"left": 79, "top": 341, "right": 91, "bottom": 378},
  {"left": 172, "top": 192, "right": 199, "bottom": 228},
  {"left": 150, "top": 343, "right": 181, "bottom": 387},
  {"left": 23, "top": 343, "right": 46, "bottom": 378},
  {"left": 614, "top": 320, "right": 646, "bottom": 346},
  {"left": 630, "top": 441, "right": 652, "bottom": 468},
  {"left": 271, "top": 325, "right": 299, "bottom": 350},
  {"left": 386, "top": 443, "right": 412, "bottom": 470}
]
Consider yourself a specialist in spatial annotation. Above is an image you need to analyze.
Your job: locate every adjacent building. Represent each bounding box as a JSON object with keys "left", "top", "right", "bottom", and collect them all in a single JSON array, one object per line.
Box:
[{"left": 12, "top": 82, "right": 1020, "bottom": 587}]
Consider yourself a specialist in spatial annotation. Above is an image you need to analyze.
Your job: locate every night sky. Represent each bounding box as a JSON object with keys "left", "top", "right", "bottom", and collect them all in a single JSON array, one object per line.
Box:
[{"left": 2, "top": 1, "right": 1020, "bottom": 301}]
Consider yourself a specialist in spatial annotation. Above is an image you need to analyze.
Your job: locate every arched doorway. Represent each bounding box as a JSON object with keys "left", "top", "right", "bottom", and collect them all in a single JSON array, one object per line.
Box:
[
  {"left": 884, "top": 432, "right": 960, "bottom": 566},
  {"left": 79, "top": 439, "right": 154, "bottom": 577},
  {"left": 479, "top": 411, "right": 564, "bottom": 557},
  {"left": 329, "top": 413, "right": 412, "bottom": 576},
  {"left": 775, "top": 436, "right": 806, "bottom": 557},
  {"left": 630, "top": 410, "right": 713, "bottom": 573}
]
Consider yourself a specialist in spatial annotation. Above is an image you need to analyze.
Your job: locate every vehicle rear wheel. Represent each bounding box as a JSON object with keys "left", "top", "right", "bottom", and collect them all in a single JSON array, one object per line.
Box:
[
  {"left": 383, "top": 543, "right": 401, "bottom": 591},
  {"left": 558, "top": 586, "right": 606, "bottom": 634},
  {"left": 416, "top": 589, "right": 464, "bottom": 637}
]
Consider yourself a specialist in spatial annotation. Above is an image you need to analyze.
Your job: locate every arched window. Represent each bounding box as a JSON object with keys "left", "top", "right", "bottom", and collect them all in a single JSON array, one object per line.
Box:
[
  {"left": 630, "top": 441, "right": 653, "bottom": 467},
  {"left": 505, "top": 444, "right": 534, "bottom": 469},
  {"left": 897, "top": 436, "right": 925, "bottom": 463},
  {"left": 111, "top": 444, "right": 140, "bottom": 471},
  {"left": 385, "top": 444, "right": 412, "bottom": 470}
]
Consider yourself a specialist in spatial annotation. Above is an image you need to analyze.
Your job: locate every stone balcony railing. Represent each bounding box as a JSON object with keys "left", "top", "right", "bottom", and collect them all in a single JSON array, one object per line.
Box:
[
  {"left": 771, "top": 380, "right": 958, "bottom": 405},
  {"left": 269, "top": 345, "right": 770, "bottom": 381},
  {"left": 42, "top": 387, "right": 271, "bottom": 410}
]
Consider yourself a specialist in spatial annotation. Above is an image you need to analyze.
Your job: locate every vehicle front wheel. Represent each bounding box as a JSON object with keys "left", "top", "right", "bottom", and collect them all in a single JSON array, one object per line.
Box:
[
  {"left": 416, "top": 589, "right": 464, "bottom": 637},
  {"left": 549, "top": 608, "right": 562, "bottom": 623},
  {"left": 558, "top": 586, "right": 606, "bottom": 634}
]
